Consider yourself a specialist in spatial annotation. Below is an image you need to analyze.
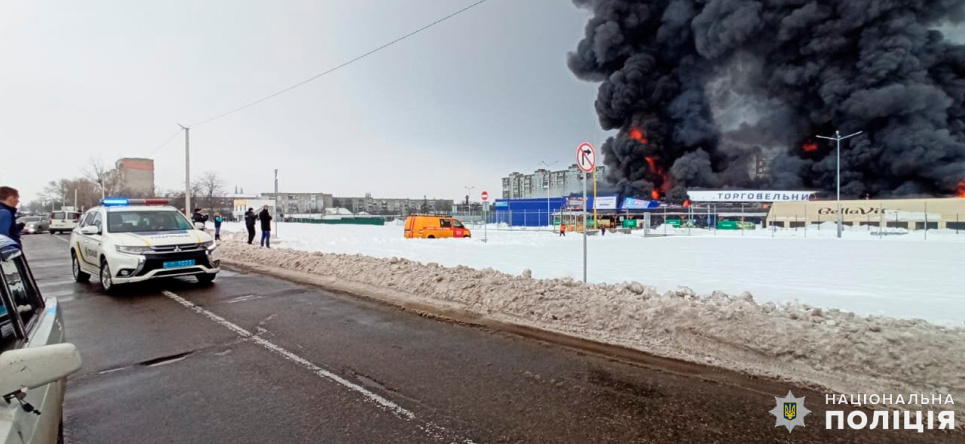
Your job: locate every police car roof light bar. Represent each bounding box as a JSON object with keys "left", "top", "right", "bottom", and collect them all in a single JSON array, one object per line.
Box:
[{"left": 100, "top": 198, "right": 171, "bottom": 207}]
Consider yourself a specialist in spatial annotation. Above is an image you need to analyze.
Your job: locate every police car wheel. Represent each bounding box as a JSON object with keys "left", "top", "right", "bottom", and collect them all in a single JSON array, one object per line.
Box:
[
  {"left": 100, "top": 261, "right": 117, "bottom": 293},
  {"left": 72, "top": 253, "right": 90, "bottom": 283},
  {"left": 196, "top": 273, "right": 216, "bottom": 285}
]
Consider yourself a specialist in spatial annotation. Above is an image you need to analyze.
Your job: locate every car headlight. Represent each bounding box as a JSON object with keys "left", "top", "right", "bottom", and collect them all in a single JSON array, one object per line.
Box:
[
  {"left": 202, "top": 241, "right": 217, "bottom": 251},
  {"left": 116, "top": 245, "right": 152, "bottom": 254}
]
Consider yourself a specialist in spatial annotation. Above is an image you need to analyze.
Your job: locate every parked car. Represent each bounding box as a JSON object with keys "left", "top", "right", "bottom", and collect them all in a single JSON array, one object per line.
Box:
[
  {"left": 48, "top": 211, "right": 82, "bottom": 235},
  {"left": 70, "top": 199, "right": 221, "bottom": 293},
  {"left": 0, "top": 235, "right": 82, "bottom": 443},
  {"left": 16, "top": 217, "right": 49, "bottom": 235},
  {"left": 403, "top": 215, "right": 471, "bottom": 239}
]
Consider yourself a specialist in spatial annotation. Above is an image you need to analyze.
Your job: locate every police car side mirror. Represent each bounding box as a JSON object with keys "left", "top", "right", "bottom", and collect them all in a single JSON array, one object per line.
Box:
[
  {"left": 194, "top": 222, "right": 205, "bottom": 230},
  {"left": 80, "top": 226, "right": 99, "bottom": 236}
]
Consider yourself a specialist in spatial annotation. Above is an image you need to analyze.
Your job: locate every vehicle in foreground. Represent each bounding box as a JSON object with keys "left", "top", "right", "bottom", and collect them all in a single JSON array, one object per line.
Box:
[
  {"left": 0, "top": 235, "right": 83, "bottom": 443},
  {"left": 403, "top": 215, "right": 472, "bottom": 239},
  {"left": 69, "top": 199, "right": 221, "bottom": 293},
  {"left": 16, "top": 217, "right": 49, "bottom": 235}
]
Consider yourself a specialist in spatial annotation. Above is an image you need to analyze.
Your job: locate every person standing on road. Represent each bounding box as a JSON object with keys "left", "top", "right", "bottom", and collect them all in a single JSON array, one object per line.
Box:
[
  {"left": 559, "top": 223, "right": 566, "bottom": 237},
  {"left": 213, "top": 212, "right": 223, "bottom": 241},
  {"left": 192, "top": 208, "right": 209, "bottom": 228},
  {"left": 0, "top": 187, "right": 23, "bottom": 246},
  {"left": 259, "top": 205, "right": 272, "bottom": 248},
  {"left": 244, "top": 208, "right": 257, "bottom": 244}
]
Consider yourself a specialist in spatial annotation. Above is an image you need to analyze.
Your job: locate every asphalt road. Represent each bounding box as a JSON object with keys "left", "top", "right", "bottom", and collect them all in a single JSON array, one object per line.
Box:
[{"left": 22, "top": 234, "right": 959, "bottom": 443}]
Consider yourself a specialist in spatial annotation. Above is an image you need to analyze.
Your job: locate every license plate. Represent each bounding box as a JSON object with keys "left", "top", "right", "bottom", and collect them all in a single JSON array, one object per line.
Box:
[{"left": 163, "top": 260, "right": 195, "bottom": 269}]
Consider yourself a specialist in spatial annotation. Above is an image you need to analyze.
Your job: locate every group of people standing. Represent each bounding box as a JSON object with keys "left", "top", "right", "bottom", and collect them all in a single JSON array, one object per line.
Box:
[{"left": 190, "top": 205, "right": 274, "bottom": 248}]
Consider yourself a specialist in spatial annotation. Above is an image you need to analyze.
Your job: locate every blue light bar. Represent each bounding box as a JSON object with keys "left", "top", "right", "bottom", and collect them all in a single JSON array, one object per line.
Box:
[{"left": 101, "top": 198, "right": 130, "bottom": 206}]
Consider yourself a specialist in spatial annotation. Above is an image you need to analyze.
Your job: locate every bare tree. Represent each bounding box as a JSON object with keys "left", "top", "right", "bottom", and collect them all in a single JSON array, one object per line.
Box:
[
  {"left": 193, "top": 171, "right": 225, "bottom": 213},
  {"left": 82, "top": 159, "right": 121, "bottom": 199}
]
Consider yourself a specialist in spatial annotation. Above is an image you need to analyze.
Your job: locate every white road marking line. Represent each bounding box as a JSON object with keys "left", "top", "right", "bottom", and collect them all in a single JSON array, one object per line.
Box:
[
  {"left": 225, "top": 294, "right": 264, "bottom": 304},
  {"left": 39, "top": 279, "right": 78, "bottom": 288},
  {"left": 161, "top": 290, "right": 414, "bottom": 418},
  {"left": 52, "top": 235, "right": 70, "bottom": 243},
  {"left": 162, "top": 289, "right": 473, "bottom": 442}
]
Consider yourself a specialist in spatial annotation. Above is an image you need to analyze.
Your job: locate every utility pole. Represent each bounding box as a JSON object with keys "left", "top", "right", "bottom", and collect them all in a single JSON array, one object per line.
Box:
[
  {"left": 463, "top": 185, "right": 475, "bottom": 220},
  {"left": 540, "top": 160, "right": 558, "bottom": 231},
  {"left": 274, "top": 169, "right": 279, "bottom": 238},
  {"left": 179, "top": 124, "right": 191, "bottom": 215},
  {"left": 816, "top": 130, "right": 862, "bottom": 239},
  {"left": 74, "top": 189, "right": 78, "bottom": 210}
]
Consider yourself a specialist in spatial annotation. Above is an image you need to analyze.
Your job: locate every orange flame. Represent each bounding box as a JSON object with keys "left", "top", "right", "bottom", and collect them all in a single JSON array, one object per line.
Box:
[
  {"left": 629, "top": 128, "right": 649, "bottom": 144},
  {"left": 683, "top": 199, "right": 692, "bottom": 207},
  {"left": 958, "top": 180, "right": 965, "bottom": 198},
  {"left": 645, "top": 156, "right": 657, "bottom": 171},
  {"left": 652, "top": 189, "right": 660, "bottom": 200},
  {"left": 803, "top": 142, "right": 818, "bottom": 153}
]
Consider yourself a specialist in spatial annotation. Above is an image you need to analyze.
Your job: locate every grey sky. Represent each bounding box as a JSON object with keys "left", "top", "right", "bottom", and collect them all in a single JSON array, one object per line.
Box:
[
  {"left": 1, "top": 2, "right": 962, "bottom": 203},
  {"left": 1, "top": 0, "right": 601, "bottom": 203}
]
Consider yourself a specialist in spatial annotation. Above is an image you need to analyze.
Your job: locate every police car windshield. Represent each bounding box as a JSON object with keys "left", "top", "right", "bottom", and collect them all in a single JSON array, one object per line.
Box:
[{"left": 108, "top": 211, "right": 193, "bottom": 233}]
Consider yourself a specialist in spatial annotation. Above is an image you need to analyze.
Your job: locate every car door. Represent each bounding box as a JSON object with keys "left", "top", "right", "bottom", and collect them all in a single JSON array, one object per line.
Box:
[
  {"left": 77, "top": 211, "right": 102, "bottom": 272},
  {"left": 437, "top": 218, "right": 454, "bottom": 238},
  {"left": 0, "top": 249, "right": 60, "bottom": 444}
]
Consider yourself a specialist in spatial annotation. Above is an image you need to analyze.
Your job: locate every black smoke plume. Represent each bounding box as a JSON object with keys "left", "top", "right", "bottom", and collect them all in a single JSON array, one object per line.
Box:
[{"left": 569, "top": 0, "right": 965, "bottom": 200}]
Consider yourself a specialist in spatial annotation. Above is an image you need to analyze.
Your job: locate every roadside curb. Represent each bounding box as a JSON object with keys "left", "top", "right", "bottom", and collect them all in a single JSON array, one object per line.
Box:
[{"left": 221, "top": 258, "right": 826, "bottom": 397}]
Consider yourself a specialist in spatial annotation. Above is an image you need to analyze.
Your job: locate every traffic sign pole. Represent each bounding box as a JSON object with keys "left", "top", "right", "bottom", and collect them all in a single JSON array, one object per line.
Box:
[
  {"left": 576, "top": 142, "right": 596, "bottom": 284},
  {"left": 583, "top": 172, "right": 587, "bottom": 283},
  {"left": 481, "top": 191, "right": 489, "bottom": 243}
]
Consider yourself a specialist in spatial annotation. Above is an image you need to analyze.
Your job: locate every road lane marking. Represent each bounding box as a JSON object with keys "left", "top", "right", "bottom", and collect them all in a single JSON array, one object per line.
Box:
[
  {"left": 161, "top": 289, "right": 472, "bottom": 442},
  {"left": 161, "top": 290, "right": 411, "bottom": 414},
  {"left": 39, "top": 279, "right": 78, "bottom": 288}
]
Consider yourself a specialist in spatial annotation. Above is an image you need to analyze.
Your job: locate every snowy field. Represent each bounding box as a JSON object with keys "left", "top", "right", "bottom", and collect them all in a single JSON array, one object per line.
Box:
[{"left": 222, "top": 222, "right": 965, "bottom": 326}]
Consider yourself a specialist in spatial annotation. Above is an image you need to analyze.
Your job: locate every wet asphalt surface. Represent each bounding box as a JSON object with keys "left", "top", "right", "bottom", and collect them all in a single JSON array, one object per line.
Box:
[{"left": 22, "top": 234, "right": 960, "bottom": 443}]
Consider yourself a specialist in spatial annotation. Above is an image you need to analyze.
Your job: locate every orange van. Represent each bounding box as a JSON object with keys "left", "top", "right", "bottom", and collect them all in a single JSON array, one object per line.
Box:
[{"left": 404, "top": 215, "right": 472, "bottom": 239}]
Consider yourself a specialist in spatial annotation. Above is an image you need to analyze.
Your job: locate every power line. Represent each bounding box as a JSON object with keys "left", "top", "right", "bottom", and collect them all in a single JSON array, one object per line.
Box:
[
  {"left": 188, "top": 0, "right": 490, "bottom": 128},
  {"left": 145, "top": 129, "right": 184, "bottom": 157}
]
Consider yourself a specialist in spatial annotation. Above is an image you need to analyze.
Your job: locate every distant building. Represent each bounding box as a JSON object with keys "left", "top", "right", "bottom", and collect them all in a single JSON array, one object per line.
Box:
[
  {"left": 333, "top": 193, "right": 453, "bottom": 215},
  {"left": 501, "top": 164, "right": 606, "bottom": 200},
  {"left": 115, "top": 158, "right": 155, "bottom": 197},
  {"left": 260, "top": 192, "right": 333, "bottom": 215}
]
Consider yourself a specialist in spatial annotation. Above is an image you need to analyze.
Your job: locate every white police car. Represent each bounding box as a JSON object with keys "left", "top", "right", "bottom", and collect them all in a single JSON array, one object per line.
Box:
[{"left": 68, "top": 199, "right": 221, "bottom": 293}]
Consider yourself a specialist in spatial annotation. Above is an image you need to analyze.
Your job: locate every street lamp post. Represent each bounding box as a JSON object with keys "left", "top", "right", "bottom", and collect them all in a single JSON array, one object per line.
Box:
[
  {"left": 540, "top": 160, "right": 558, "bottom": 231},
  {"left": 816, "top": 130, "right": 863, "bottom": 239},
  {"left": 464, "top": 185, "right": 475, "bottom": 224}
]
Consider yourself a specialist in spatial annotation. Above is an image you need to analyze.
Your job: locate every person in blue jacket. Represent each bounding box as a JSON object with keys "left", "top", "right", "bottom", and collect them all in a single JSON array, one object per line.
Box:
[
  {"left": 0, "top": 187, "right": 23, "bottom": 247},
  {"left": 213, "top": 212, "right": 224, "bottom": 241}
]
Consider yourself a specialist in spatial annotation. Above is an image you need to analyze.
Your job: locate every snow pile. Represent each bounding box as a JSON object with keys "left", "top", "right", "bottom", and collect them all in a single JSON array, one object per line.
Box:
[
  {"left": 221, "top": 222, "right": 965, "bottom": 326},
  {"left": 217, "top": 237, "right": 965, "bottom": 415}
]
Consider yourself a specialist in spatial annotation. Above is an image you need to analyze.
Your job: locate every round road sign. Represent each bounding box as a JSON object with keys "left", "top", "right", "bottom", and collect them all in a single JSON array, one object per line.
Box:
[
  {"left": 481, "top": 191, "right": 489, "bottom": 202},
  {"left": 576, "top": 142, "right": 596, "bottom": 173}
]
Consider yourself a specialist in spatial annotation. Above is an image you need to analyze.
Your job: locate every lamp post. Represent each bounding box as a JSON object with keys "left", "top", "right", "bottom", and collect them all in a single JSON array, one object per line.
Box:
[
  {"left": 540, "top": 160, "right": 558, "bottom": 231},
  {"left": 816, "top": 130, "right": 863, "bottom": 239}
]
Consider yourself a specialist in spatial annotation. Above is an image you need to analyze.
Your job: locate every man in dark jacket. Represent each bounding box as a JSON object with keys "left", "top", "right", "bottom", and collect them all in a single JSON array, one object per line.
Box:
[
  {"left": 0, "top": 187, "right": 23, "bottom": 246},
  {"left": 192, "top": 208, "right": 209, "bottom": 228},
  {"left": 244, "top": 208, "right": 257, "bottom": 244},
  {"left": 258, "top": 205, "right": 272, "bottom": 248}
]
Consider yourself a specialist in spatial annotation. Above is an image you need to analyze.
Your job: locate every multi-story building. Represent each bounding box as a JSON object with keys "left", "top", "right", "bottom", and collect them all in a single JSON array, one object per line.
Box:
[
  {"left": 260, "top": 192, "right": 333, "bottom": 215},
  {"left": 501, "top": 164, "right": 607, "bottom": 199},
  {"left": 333, "top": 193, "right": 453, "bottom": 215},
  {"left": 115, "top": 158, "right": 155, "bottom": 197}
]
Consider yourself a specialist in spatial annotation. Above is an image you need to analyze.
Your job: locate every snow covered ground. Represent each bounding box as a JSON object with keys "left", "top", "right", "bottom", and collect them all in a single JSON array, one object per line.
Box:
[{"left": 221, "top": 221, "right": 965, "bottom": 326}]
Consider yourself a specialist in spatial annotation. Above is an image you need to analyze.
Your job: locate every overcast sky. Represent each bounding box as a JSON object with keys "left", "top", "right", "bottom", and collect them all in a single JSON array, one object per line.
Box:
[
  {"left": 1, "top": 0, "right": 605, "bottom": 203},
  {"left": 2, "top": 1, "right": 963, "bottom": 204}
]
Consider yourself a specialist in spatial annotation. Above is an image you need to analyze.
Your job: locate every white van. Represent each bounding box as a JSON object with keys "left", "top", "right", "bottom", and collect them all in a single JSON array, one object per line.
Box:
[{"left": 49, "top": 211, "right": 82, "bottom": 235}]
